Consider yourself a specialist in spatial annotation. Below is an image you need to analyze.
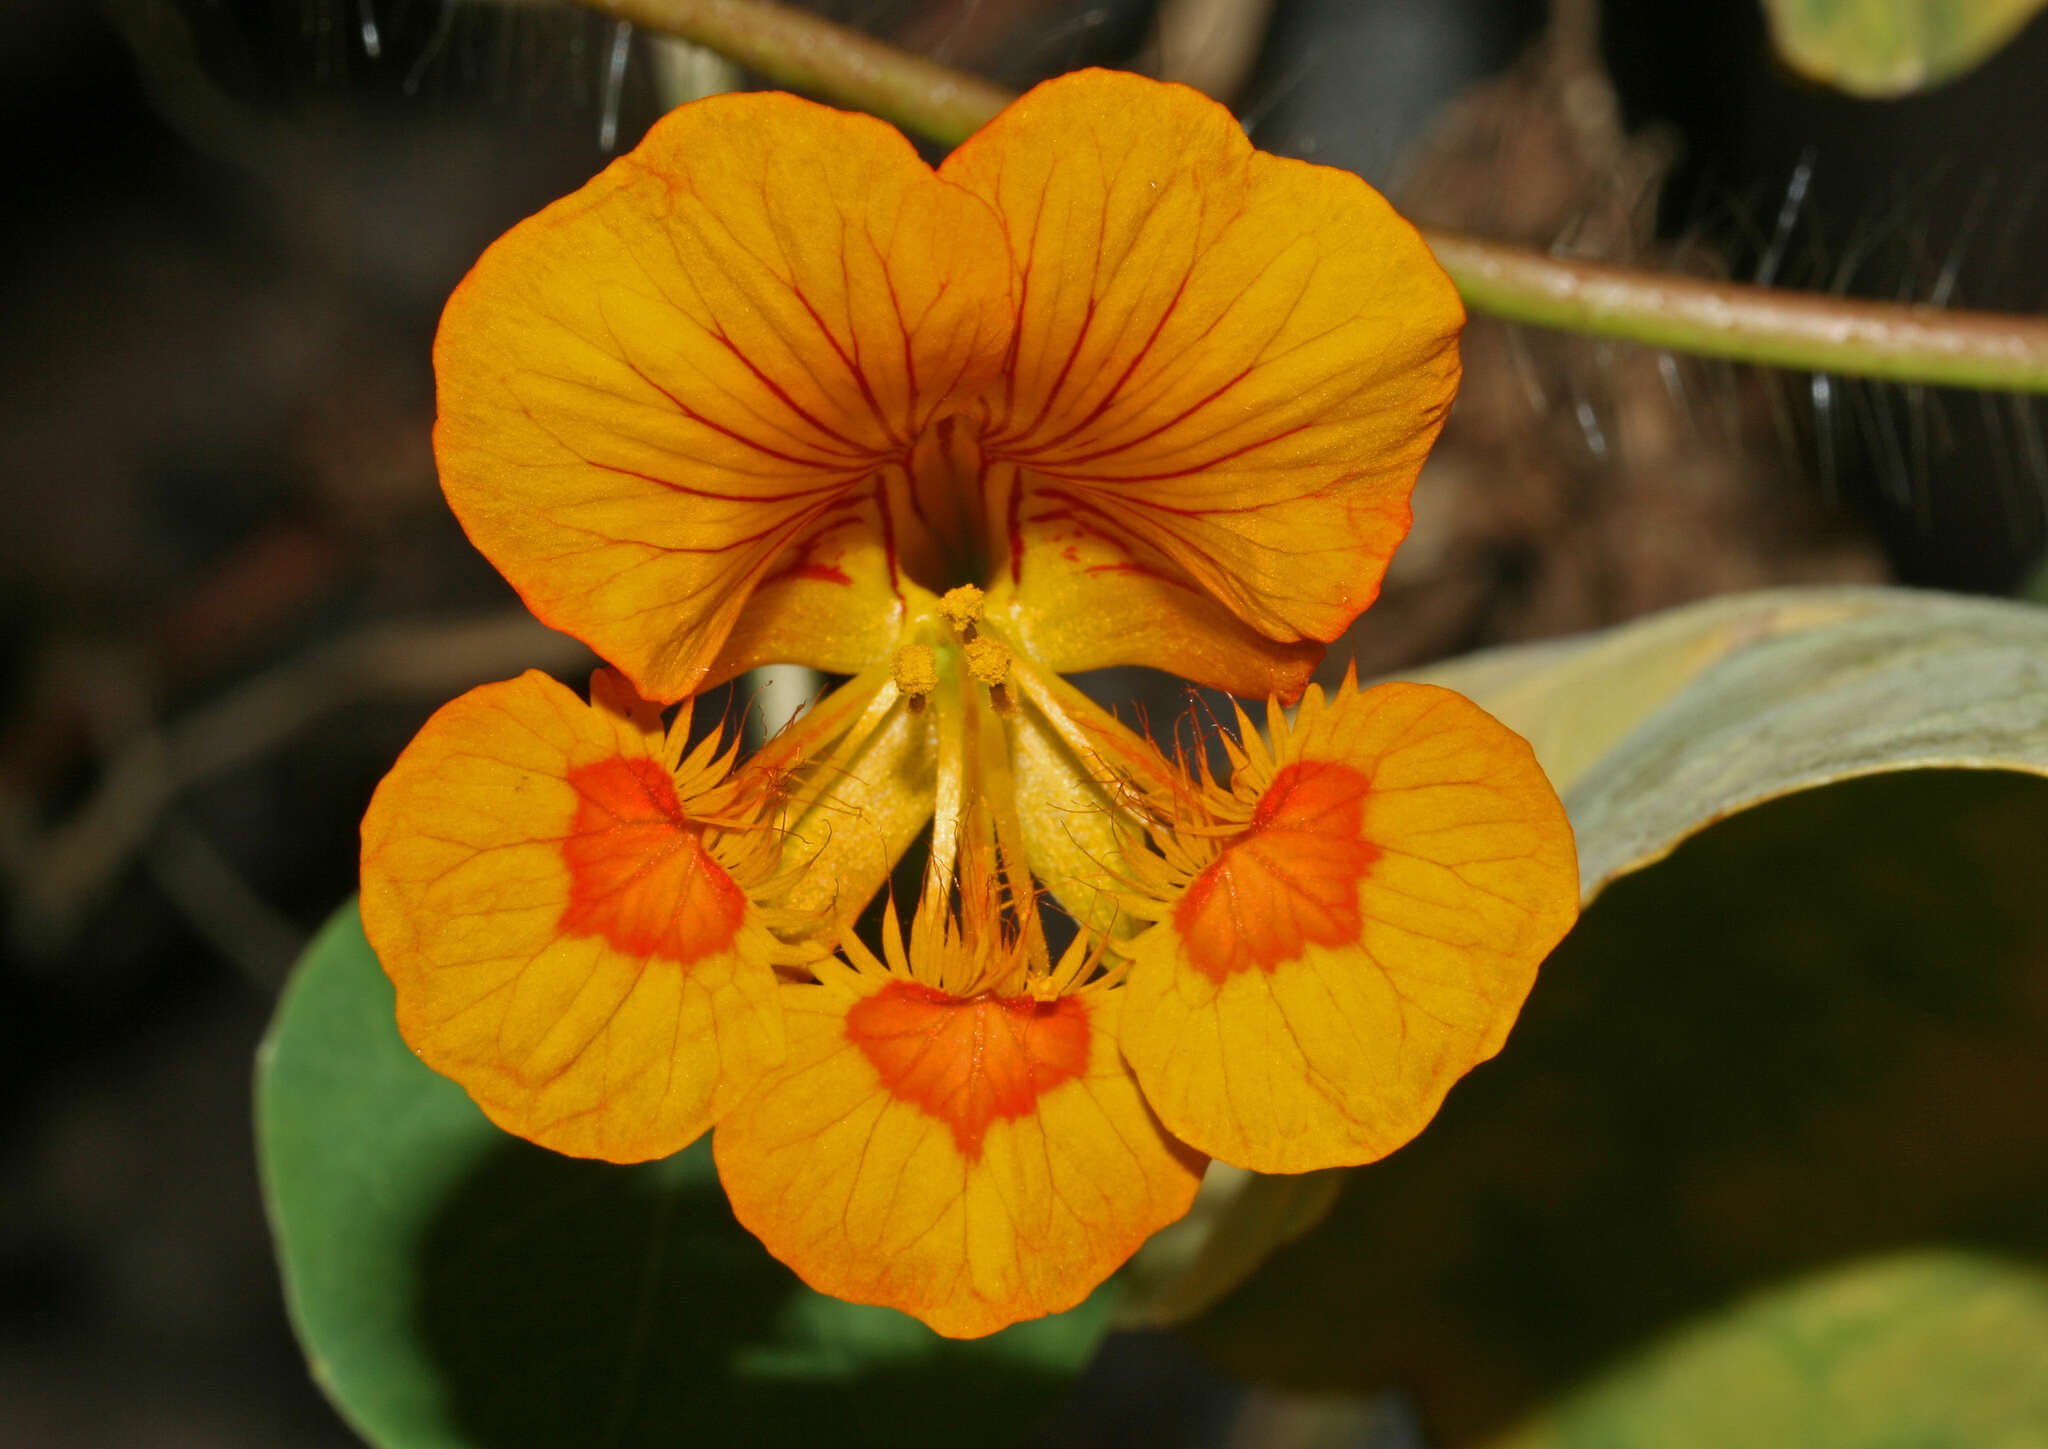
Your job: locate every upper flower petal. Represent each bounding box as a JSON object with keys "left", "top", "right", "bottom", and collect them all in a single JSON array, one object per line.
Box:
[
  {"left": 1118, "top": 679, "right": 1578, "bottom": 1174},
  {"left": 985, "top": 459, "right": 1326, "bottom": 698},
  {"left": 940, "top": 69, "right": 1463, "bottom": 691},
  {"left": 715, "top": 974, "right": 1201, "bottom": 1338},
  {"left": 359, "top": 669, "right": 786, "bottom": 1161},
  {"left": 435, "top": 92, "right": 1014, "bottom": 702}
]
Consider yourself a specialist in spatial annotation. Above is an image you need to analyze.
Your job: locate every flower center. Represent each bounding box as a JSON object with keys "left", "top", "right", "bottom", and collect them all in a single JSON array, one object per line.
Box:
[
  {"left": 844, "top": 979, "right": 1091, "bottom": 1159},
  {"left": 887, "top": 416, "right": 1013, "bottom": 599},
  {"left": 1174, "top": 760, "right": 1381, "bottom": 982}
]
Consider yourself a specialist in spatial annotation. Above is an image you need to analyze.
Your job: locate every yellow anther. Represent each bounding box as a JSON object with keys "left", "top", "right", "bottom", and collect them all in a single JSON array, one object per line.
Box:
[
  {"left": 891, "top": 643, "right": 938, "bottom": 698},
  {"left": 963, "top": 634, "right": 1011, "bottom": 687},
  {"left": 938, "top": 583, "right": 985, "bottom": 631}
]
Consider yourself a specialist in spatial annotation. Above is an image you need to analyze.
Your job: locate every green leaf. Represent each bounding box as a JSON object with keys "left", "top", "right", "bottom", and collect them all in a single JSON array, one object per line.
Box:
[
  {"left": 1760, "top": 0, "right": 2048, "bottom": 95},
  {"left": 1122, "top": 587, "right": 2048, "bottom": 1328},
  {"left": 257, "top": 907, "right": 1109, "bottom": 1449},
  {"left": 1181, "top": 766, "right": 2048, "bottom": 1443},
  {"left": 1487, "top": 1251, "right": 2048, "bottom": 1449}
]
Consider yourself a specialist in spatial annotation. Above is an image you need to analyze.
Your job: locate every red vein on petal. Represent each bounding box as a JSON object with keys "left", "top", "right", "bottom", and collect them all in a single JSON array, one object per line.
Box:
[
  {"left": 1013, "top": 272, "right": 1192, "bottom": 456},
  {"left": 617, "top": 353, "right": 871, "bottom": 470},
  {"left": 790, "top": 278, "right": 901, "bottom": 450},
  {"left": 1016, "top": 364, "right": 1255, "bottom": 470},
  {"left": 583, "top": 458, "right": 860, "bottom": 507},
  {"left": 1032, "top": 418, "right": 1313, "bottom": 485},
  {"left": 1007, "top": 297, "right": 1099, "bottom": 447},
  {"left": 707, "top": 325, "right": 879, "bottom": 457}
]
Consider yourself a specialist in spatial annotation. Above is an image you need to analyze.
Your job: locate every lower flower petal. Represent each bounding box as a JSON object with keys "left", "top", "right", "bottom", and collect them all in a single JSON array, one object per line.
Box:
[
  {"left": 360, "top": 670, "right": 784, "bottom": 1162},
  {"left": 714, "top": 979, "right": 1203, "bottom": 1338},
  {"left": 1120, "top": 681, "right": 1578, "bottom": 1173}
]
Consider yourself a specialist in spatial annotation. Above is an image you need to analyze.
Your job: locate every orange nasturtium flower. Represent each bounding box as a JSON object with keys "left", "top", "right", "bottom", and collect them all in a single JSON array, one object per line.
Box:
[{"left": 359, "top": 68, "right": 1579, "bottom": 1338}]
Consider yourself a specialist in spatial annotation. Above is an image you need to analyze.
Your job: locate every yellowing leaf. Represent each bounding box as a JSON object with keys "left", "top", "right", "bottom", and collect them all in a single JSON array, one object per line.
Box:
[
  {"left": 1419, "top": 586, "right": 2048, "bottom": 901},
  {"left": 1489, "top": 1252, "right": 2048, "bottom": 1449},
  {"left": 1762, "top": 0, "right": 2048, "bottom": 95}
]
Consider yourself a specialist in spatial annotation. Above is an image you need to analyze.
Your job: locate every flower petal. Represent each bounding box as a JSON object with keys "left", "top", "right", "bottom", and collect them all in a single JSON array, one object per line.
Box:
[
  {"left": 986, "top": 460, "right": 1325, "bottom": 698},
  {"left": 1007, "top": 695, "right": 1129, "bottom": 932},
  {"left": 775, "top": 681, "right": 939, "bottom": 927},
  {"left": 715, "top": 979, "right": 1203, "bottom": 1337},
  {"left": 359, "top": 670, "right": 784, "bottom": 1161},
  {"left": 1119, "top": 681, "right": 1577, "bottom": 1173},
  {"left": 436, "top": 92, "right": 1014, "bottom": 701},
  {"left": 940, "top": 69, "right": 1462, "bottom": 683}
]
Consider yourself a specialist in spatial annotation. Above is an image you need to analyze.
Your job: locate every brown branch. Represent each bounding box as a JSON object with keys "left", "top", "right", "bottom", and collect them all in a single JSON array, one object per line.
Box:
[{"left": 3, "top": 612, "right": 590, "bottom": 957}]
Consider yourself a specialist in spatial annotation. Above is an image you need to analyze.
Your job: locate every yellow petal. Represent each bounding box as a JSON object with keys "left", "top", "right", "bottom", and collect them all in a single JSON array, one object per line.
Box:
[
  {"left": 775, "top": 682, "right": 938, "bottom": 927},
  {"left": 359, "top": 670, "right": 784, "bottom": 1161},
  {"left": 715, "top": 979, "right": 1203, "bottom": 1337},
  {"left": 982, "top": 453, "right": 1324, "bottom": 700},
  {"left": 940, "top": 70, "right": 1462, "bottom": 690},
  {"left": 1006, "top": 693, "right": 1130, "bottom": 933},
  {"left": 1120, "top": 681, "right": 1577, "bottom": 1173},
  {"left": 435, "top": 92, "right": 1013, "bottom": 702}
]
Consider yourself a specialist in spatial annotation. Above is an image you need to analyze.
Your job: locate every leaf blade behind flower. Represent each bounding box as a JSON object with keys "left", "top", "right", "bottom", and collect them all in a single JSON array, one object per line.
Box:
[{"left": 257, "top": 905, "right": 1111, "bottom": 1449}]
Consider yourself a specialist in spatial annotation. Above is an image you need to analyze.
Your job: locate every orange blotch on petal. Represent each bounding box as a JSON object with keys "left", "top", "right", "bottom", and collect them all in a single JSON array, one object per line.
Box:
[
  {"left": 1121, "top": 680, "right": 1579, "bottom": 1174},
  {"left": 846, "top": 980, "right": 1090, "bottom": 1159},
  {"left": 558, "top": 756, "right": 745, "bottom": 963},
  {"left": 1176, "top": 760, "right": 1380, "bottom": 981}
]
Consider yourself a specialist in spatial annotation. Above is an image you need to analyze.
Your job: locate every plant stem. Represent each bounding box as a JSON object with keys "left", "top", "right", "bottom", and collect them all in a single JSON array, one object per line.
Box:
[
  {"left": 575, "top": 0, "right": 2048, "bottom": 395},
  {"left": 578, "top": 0, "right": 1006, "bottom": 146},
  {"left": 1429, "top": 234, "right": 2048, "bottom": 393}
]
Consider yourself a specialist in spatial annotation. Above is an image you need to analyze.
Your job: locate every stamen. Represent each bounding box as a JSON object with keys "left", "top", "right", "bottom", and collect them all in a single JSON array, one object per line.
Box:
[
  {"left": 938, "top": 583, "right": 985, "bottom": 631},
  {"left": 964, "top": 635, "right": 1011, "bottom": 687},
  {"left": 891, "top": 643, "right": 939, "bottom": 698}
]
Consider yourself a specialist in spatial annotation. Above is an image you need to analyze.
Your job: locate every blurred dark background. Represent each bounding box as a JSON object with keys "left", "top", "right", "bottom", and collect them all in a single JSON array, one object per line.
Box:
[{"left": 2, "top": 0, "right": 2044, "bottom": 1444}]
